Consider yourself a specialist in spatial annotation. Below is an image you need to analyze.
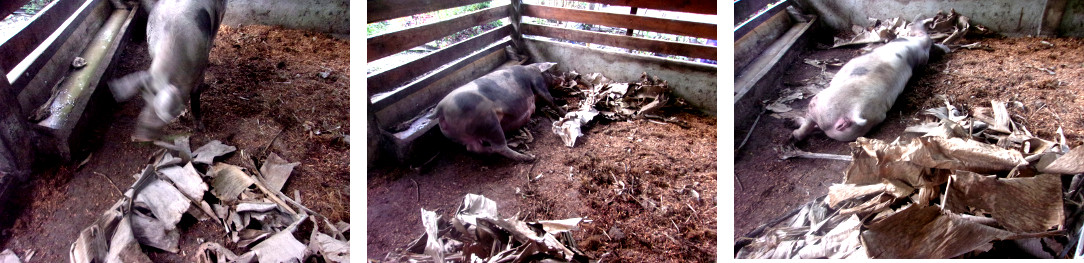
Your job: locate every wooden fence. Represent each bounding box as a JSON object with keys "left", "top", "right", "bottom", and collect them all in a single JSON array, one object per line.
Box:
[
  {"left": 2, "top": 0, "right": 102, "bottom": 88},
  {"left": 367, "top": 0, "right": 717, "bottom": 130}
]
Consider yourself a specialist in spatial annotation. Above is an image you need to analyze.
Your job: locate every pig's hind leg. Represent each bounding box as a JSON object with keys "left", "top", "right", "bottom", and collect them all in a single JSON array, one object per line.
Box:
[
  {"left": 530, "top": 75, "right": 566, "bottom": 117},
  {"left": 190, "top": 82, "right": 207, "bottom": 131},
  {"left": 791, "top": 116, "right": 818, "bottom": 141},
  {"left": 477, "top": 113, "right": 536, "bottom": 162}
]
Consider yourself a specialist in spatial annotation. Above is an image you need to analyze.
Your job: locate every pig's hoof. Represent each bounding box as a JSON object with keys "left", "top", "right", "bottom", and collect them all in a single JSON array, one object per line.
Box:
[{"left": 514, "top": 153, "right": 537, "bottom": 162}]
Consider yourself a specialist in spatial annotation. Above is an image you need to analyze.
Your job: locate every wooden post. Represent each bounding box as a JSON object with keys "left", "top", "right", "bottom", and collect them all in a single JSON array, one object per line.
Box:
[
  {"left": 0, "top": 67, "right": 35, "bottom": 188},
  {"left": 626, "top": 7, "right": 638, "bottom": 36},
  {"left": 1040, "top": 0, "right": 1068, "bottom": 36},
  {"left": 509, "top": 0, "right": 526, "bottom": 55}
]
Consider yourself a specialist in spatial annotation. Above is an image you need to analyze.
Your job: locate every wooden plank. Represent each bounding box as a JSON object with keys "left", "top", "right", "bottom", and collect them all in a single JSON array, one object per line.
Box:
[
  {"left": 9, "top": 0, "right": 102, "bottom": 89},
  {"left": 525, "top": 37, "right": 717, "bottom": 113},
  {"left": 576, "top": 0, "right": 715, "bottom": 15},
  {"left": 0, "top": 0, "right": 87, "bottom": 72},
  {"left": 371, "top": 39, "right": 511, "bottom": 111},
  {"left": 368, "top": 4, "right": 510, "bottom": 62},
  {"left": 0, "top": 0, "right": 32, "bottom": 20},
  {"left": 522, "top": 4, "right": 715, "bottom": 40},
  {"left": 734, "top": 18, "right": 816, "bottom": 142},
  {"left": 734, "top": 0, "right": 788, "bottom": 40},
  {"left": 735, "top": 0, "right": 778, "bottom": 25},
  {"left": 368, "top": 24, "right": 511, "bottom": 95},
  {"left": 1040, "top": 0, "right": 1068, "bottom": 36},
  {"left": 521, "top": 23, "right": 715, "bottom": 60},
  {"left": 367, "top": 0, "right": 488, "bottom": 23}
]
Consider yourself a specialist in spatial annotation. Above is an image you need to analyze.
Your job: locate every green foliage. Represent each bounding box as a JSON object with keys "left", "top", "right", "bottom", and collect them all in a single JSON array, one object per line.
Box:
[
  {"left": 20, "top": 0, "right": 54, "bottom": 15},
  {"left": 367, "top": 21, "right": 389, "bottom": 37}
]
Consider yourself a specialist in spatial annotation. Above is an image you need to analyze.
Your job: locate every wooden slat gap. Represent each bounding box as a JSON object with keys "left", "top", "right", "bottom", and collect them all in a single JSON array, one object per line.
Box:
[
  {"left": 522, "top": 4, "right": 716, "bottom": 40},
  {"left": 522, "top": 23, "right": 715, "bottom": 60},
  {"left": 568, "top": 0, "right": 715, "bottom": 15},
  {"left": 371, "top": 39, "right": 511, "bottom": 111},
  {"left": 367, "top": 4, "right": 510, "bottom": 62},
  {"left": 367, "top": 24, "right": 512, "bottom": 95},
  {"left": 0, "top": 0, "right": 87, "bottom": 72}
]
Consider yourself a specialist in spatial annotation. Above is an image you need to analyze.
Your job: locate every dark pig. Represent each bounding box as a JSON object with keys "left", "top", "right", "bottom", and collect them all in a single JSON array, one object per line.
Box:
[
  {"left": 434, "top": 62, "right": 566, "bottom": 162},
  {"left": 793, "top": 18, "right": 937, "bottom": 141},
  {"left": 108, "top": 0, "right": 226, "bottom": 141}
]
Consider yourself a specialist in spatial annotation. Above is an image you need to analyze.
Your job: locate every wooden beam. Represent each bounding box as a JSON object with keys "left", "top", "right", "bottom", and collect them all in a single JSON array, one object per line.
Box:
[
  {"left": 371, "top": 39, "right": 512, "bottom": 111},
  {"left": 1040, "top": 0, "right": 1068, "bottom": 36},
  {"left": 521, "top": 23, "right": 715, "bottom": 60},
  {"left": 522, "top": 4, "right": 716, "bottom": 40},
  {"left": 367, "top": 0, "right": 488, "bottom": 23},
  {"left": 576, "top": 0, "right": 715, "bottom": 15},
  {"left": 0, "top": 0, "right": 88, "bottom": 72},
  {"left": 735, "top": 0, "right": 778, "bottom": 26},
  {"left": 367, "top": 25, "right": 512, "bottom": 95},
  {"left": 0, "top": 0, "right": 31, "bottom": 20},
  {"left": 367, "top": 4, "right": 510, "bottom": 62},
  {"left": 734, "top": 0, "right": 788, "bottom": 40},
  {"left": 8, "top": 0, "right": 103, "bottom": 89}
]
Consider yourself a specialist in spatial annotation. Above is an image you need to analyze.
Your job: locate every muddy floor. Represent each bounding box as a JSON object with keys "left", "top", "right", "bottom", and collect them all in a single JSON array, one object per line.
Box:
[
  {"left": 0, "top": 24, "right": 349, "bottom": 262},
  {"left": 369, "top": 105, "right": 717, "bottom": 261},
  {"left": 734, "top": 36, "right": 1084, "bottom": 243}
]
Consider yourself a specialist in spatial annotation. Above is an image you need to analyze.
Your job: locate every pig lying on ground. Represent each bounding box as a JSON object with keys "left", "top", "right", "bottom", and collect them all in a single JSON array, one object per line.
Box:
[
  {"left": 793, "top": 17, "right": 942, "bottom": 142},
  {"left": 109, "top": 0, "right": 226, "bottom": 141},
  {"left": 434, "top": 62, "right": 566, "bottom": 162}
]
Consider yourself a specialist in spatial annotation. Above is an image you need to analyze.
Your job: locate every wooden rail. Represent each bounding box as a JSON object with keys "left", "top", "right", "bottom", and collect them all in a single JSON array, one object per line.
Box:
[
  {"left": 521, "top": 4, "right": 716, "bottom": 40},
  {"left": 371, "top": 38, "right": 512, "bottom": 111},
  {"left": 368, "top": 24, "right": 512, "bottom": 95},
  {"left": 0, "top": 0, "right": 89, "bottom": 75},
  {"left": 577, "top": 0, "right": 715, "bottom": 15},
  {"left": 521, "top": 23, "right": 716, "bottom": 60},
  {"left": 367, "top": 0, "right": 489, "bottom": 23},
  {"left": 366, "top": 0, "right": 716, "bottom": 123},
  {"left": 735, "top": 0, "right": 779, "bottom": 25},
  {"left": 735, "top": 0, "right": 789, "bottom": 39},
  {"left": 367, "top": 4, "right": 510, "bottom": 62},
  {"left": 0, "top": 0, "right": 32, "bottom": 21}
]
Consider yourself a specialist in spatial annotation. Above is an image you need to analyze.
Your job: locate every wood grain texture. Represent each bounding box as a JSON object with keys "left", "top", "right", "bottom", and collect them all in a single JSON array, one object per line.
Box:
[
  {"left": 522, "top": 23, "right": 715, "bottom": 60},
  {"left": 371, "top": 39, "right": 512, "bottom": 111},
  {"left": 0, "top": 0, "right": 32, "bottom": 20},
  {"left": 0, "top": 0, "right": 89, "bottom": 71},
  {"left": 368, "top": 25, "right": 512, "bottom": 94},
  {"left": 367, "top": 4, "right": 510, "bottom": 62},
  {"left": 576, "top": 0, "right": 715, "bottom": 15},
  {"left": 367, "top": 0, "right": 488, "bottom": 23},
  {"left": 522, "top": 4, "right": 715, "bottom": 39}
]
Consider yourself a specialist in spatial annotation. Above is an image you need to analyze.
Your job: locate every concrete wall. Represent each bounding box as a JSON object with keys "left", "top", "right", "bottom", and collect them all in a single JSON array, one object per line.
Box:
[
  {"left": 525, "top": 38, "right": 718, "bottom": 114},
  {"left": 223, "top": 0, "right": 348, "bottom": 35},
  {"left": 1060, "top": 0, "right": 1084, "bottom": 36},
  {"left": 796, "top": 0, "right": 1046, "bottom": 36}
]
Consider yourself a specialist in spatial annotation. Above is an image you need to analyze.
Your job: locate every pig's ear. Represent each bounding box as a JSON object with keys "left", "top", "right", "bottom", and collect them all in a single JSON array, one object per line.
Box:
[{"left": 530, "top": 62, "right": 557, "bottom": 72}]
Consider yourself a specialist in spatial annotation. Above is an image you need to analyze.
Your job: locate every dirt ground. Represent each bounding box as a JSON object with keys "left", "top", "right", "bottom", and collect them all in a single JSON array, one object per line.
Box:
[
  {"left": 368, "top": 103, "right": 717, "bottom": 260},
  {"left": 734, "top": 36, "right": 1084, "bottom": 244},
  {"left": 0, "top": 24, "right": 349, "bottom": 262}
]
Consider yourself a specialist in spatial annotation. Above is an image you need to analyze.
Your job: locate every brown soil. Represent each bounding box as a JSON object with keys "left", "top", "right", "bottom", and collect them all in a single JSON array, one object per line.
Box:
[
  {"left": 735, "top": 36, "right": 1084, "bottom": 247},
  {"left": 368, "top": 107, "right": 717, "bottom": 261},
  {"left": 0, "top": 24, "right": 348, "bottom": 262}
]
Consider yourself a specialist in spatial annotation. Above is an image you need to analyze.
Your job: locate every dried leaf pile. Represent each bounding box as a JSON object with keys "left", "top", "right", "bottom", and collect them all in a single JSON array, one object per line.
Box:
[
  {"left": 738, "top": 98, "right": 1084, "bottom": 259},
  {"left": 832, "top": 9, "right": 983, "bottom": 48},
  {"left": 382, "top": 194, "right": 590, "bottom": 262},
  {"left": 69, "top": 138, "right": 348, "bottom": 262},
  {"left": 548, "top": 70, "right": 684, "bottom": 147}
]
